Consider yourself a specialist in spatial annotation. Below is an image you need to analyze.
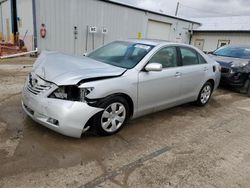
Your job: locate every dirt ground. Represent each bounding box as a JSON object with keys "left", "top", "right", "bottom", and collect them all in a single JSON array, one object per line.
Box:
[{"left": 0, "top": 57, "right": 250, "bottom": 188}]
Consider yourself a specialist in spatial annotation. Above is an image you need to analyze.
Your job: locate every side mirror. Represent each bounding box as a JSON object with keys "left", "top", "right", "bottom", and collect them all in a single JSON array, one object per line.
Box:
[{"left": 145, "top": 63, "right": 163, "bottom": 72}]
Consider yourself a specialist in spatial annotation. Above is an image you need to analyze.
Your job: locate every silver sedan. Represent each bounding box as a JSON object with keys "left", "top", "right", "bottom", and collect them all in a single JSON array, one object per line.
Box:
[{"left": 22, "top": 40, "right": 221, "bottom": 138}]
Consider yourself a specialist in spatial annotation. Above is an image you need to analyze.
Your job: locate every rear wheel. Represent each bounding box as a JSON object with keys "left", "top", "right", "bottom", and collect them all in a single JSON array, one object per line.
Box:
[
  {"left": 196, "top": 82, "right": 213, "bottom": 106},
  {"left": 93, "top": 96, "right": 129, "bottom": 136}
]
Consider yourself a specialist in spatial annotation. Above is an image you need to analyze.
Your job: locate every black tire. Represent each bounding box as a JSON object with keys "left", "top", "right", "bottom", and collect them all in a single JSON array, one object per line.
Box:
[
  {"left": 247, "top": 79, "right": 250, "bottom": 97},
  {"left": 93, "top": 96, "right": 130, "bottom": 136},
  {"left": 196, "top": 82, "right": 213, "bottom": 106}
]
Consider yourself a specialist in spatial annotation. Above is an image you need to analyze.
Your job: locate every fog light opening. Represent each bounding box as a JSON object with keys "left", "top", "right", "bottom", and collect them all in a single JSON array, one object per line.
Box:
[{"left": 47, "top": 118, "right": 59, "bottom": 126}]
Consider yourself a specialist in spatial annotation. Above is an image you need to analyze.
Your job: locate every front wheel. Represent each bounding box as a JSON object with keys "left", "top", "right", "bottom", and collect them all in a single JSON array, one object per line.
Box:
[
  {"left": 93, "top": 96, "right": 129, "bottom": 136},
  {"left": 196, "top": 82, "right": 213, "bottom": 106}
]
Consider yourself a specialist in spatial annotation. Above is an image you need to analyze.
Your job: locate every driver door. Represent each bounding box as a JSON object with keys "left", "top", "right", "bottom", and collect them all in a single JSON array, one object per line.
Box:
[{"left": 137, "top": 46, "right": 182, "bottom": 116}]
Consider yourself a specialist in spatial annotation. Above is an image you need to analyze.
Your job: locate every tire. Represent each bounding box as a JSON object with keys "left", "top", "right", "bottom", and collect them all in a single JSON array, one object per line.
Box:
[
  {"left": 196, "top": 82, "right": 213, "bottom": 106},
  {"left": 247, "top": 79, "right": 250, "bottom": 97},
  {"left": 93, "top": 96, "right": 129, "bottom": 136}
]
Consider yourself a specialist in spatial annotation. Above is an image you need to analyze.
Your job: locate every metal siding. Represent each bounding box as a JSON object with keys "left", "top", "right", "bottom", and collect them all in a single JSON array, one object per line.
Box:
[
  {"left": 36, "top": 0, "right": 197, "bottom": 55},
  {"left": 1, "top": 0, "right": 11, "bottom": 41},
  {"left": 16, "top": 0, "right": 34, "bottom": 50},
  {"left": 192, "top": 32, "right": 250, "bottom": 52},
  {"left": 0, "top": 3, "right": 2, "bottom": 35}
]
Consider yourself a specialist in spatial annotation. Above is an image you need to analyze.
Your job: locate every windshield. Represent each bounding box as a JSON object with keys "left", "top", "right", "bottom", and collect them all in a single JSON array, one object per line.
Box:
[
  {"left": 87, "top": 41, "right": 154, "bottom": 69},
  {"left": 213, "top": 46, "right": 250, "bottom": 59}
]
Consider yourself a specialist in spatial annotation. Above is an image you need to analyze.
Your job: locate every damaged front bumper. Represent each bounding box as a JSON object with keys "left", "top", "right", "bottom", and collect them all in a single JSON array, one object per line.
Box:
[
  {"left": 220, "top": 67, "right": 249, "bottom": 88},
  {"left": 21, "top": 80, "right": 103, "bottom": 138}
]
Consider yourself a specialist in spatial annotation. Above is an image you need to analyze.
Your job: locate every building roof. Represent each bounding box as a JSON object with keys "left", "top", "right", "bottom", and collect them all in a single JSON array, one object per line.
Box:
[
  {"left": 192, "top": 16, "right": 250, "bottom": 32},
  {"left": 99, "top": 0, "right": 200, "bottom": 24}
]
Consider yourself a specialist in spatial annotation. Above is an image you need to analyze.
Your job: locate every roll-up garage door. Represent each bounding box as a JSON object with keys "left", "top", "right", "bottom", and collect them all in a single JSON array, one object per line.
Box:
[{"left": 147, "top": 20, "right": 171, "bottom": 41}]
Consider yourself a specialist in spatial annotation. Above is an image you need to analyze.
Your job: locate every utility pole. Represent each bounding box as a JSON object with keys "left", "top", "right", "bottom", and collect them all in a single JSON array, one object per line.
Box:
[{"left": 175, "top": 2, "right": 180, "bottom": 16}]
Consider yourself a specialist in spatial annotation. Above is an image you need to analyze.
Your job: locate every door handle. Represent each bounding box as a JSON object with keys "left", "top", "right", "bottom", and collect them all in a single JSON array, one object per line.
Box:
[
  {"left": 204, "top": 67, "right": 209, "bottom": 71},
  {"left": 175, "top": 72, "right": 182, "bottom": 77}
]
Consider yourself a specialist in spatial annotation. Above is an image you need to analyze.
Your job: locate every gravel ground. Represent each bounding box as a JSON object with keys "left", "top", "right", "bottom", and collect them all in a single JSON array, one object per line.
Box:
[{"left": 0, "top": 57, "right": 250, "bottom": 188}]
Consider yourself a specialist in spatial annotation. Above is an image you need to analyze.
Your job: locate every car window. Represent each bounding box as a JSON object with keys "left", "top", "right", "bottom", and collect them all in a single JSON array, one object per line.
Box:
[
  {"left": 88, "top": 42, "right": 154, "bottom": 69},
  {"left": 180, "top": 47, "right": 199, "bottom": 66},
  {"left": 213, "top": 46, "right": 250, "bottom": 59},
  {"left": 198, "top": 54, "right": 207, "bottom": 64},
  {"left": 149, "top": 47, "right": 177, "bottom": 68}
]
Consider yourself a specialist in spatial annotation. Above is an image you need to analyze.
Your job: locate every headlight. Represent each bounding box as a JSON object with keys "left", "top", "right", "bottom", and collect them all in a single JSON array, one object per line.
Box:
[
  {"left": 53, "top": 87, "right": 68, "bottom": 99},
  {"left": 231, "top": 61, "right": 249, "bottom": 68},
  {"left": 79, "top": 87, "right": 94, "bottom": 102},
  {"left": 49, "top": 86, "right": 94, "bottom": 102}
]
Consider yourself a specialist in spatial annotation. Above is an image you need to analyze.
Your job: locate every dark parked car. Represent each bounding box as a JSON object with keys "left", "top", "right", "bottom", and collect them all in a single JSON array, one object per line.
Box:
[{"left": 209, "top": 45, "right": 250, "bottom": 96}]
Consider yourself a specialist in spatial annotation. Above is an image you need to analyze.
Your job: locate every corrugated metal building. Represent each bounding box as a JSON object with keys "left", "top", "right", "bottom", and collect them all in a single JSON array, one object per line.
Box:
[
  {"left": 35, "top": 0, "right": 200, "bottom": 55},
  {"left": 0, "top": 0, "right": 200, "bottom": 55},
  {"left": 191, "top": 16, "right": 250, "bottom": 53}
]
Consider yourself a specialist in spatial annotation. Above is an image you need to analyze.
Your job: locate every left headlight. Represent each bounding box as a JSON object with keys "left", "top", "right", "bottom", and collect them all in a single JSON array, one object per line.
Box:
[{"left": 49, "top": 86, "right": 94, "bottom": 102}]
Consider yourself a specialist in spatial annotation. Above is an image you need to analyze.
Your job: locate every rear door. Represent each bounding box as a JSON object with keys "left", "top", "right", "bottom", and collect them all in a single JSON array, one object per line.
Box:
[
  {"left": 178, "top": 47, "right": 208, "bottom": 101},
  {"left": 138, "top": 46, "right": 182, "bottom": 115}
]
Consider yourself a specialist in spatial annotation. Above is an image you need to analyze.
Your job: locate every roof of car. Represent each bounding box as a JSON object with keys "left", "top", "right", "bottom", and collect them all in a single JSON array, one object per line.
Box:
[
  {"left": 124, "top": 39, "right": 182, "bottom": 46},
  {"left": 220, "top": 44, "right": 250, "bottom": 49}
]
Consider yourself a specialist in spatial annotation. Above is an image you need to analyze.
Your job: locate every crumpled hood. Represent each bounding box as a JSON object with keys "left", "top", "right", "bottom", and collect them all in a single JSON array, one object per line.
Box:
[
  {"left": 209, "top": 54, "right": 250, "bottom": 67},
  {"left": 32, "top": 51, "right": 126, "bottom": 85}
]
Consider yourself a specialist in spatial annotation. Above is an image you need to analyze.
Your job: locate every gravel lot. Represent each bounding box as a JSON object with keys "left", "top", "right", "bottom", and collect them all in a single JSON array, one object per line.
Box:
[{"left": 0, "top": 57, "right": 250, "bottom": 188}]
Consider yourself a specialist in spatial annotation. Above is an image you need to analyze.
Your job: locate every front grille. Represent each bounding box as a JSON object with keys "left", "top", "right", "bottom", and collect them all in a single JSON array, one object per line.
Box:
[
  {"left": 221, "top": 67, "right": 230, "bottom": 74},
  {"left": 26, "top": 74, "right": 52, "bottom": 95}
]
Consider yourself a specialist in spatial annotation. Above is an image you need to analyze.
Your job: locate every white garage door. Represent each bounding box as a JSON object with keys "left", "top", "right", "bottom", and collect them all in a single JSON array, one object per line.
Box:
[{"left": 147, "top": 20, "right": 171, "bottom": 41}]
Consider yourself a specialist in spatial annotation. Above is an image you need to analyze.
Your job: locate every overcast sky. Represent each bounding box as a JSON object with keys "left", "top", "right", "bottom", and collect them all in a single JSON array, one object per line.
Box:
[{"left": 113, "top": 0, "right": 250, "bottom": 18}]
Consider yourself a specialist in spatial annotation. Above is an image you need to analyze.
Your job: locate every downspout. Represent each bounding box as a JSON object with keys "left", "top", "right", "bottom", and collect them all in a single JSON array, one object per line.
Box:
[
  {"left": 32, "top": 0, "right": 37, "bottom": 50},
  {"left": 10, "top": 0, "right": 18, "bottom": 44},
  {"left": 189, "top": 23, "right": 193, "bottom": 45}
]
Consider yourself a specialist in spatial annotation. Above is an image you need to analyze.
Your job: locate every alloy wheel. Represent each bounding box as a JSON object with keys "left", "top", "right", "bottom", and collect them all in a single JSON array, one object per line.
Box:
[
  {"left": 101, "top": 102, "right": 126, "bottom": 133},
  {"left": 200, "top": 85, "right": 211, "bottom": 104}
]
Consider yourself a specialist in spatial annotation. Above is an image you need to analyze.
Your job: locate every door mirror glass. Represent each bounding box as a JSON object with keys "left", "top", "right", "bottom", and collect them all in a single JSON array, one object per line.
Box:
[{"left": 145, "top": 63, "right": 163, "bottom": 72}]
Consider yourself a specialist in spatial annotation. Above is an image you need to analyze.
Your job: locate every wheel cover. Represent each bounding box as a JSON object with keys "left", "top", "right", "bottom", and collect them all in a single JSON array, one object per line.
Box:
[
  {"left": 101, "top": 102, "right": 126, "bottom": 133},
  {"left": 200, "top": 85, "right": 211, "bottom": 104}
]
